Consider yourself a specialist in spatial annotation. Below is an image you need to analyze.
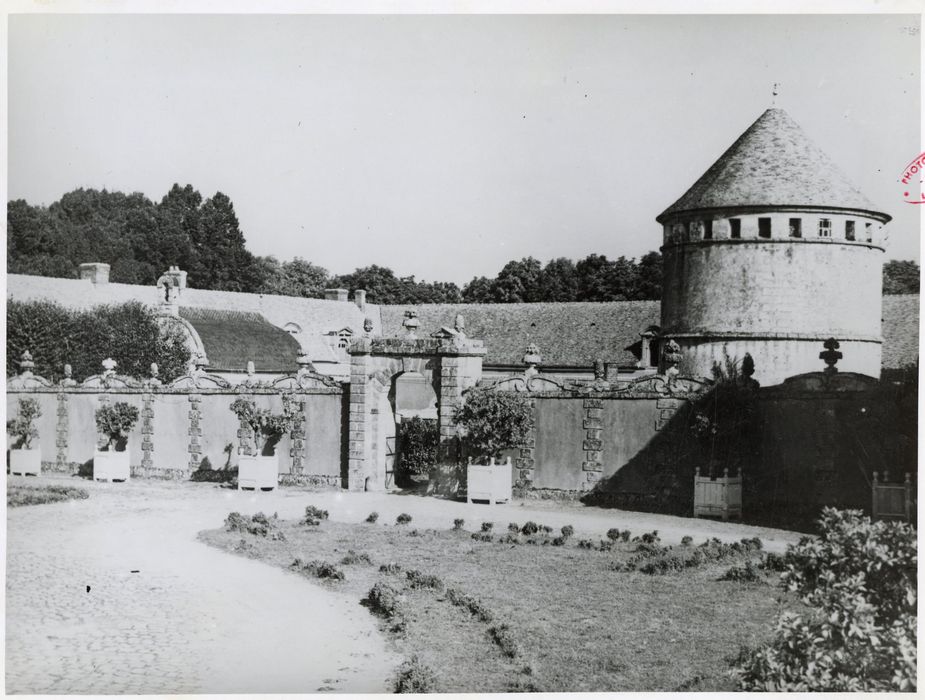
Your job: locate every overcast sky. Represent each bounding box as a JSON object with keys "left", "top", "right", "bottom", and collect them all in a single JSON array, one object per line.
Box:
[{"left": 8, "top": 13, "right": 921, "bottom": 285}]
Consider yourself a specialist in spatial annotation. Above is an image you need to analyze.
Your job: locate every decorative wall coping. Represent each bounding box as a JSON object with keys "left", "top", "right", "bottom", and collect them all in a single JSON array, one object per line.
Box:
[
  {"left": 477, "top": 371, "right": 709, "bottom": 400},
  {"left": 350, "top": 336, "right": 487, "bottom": 357}
]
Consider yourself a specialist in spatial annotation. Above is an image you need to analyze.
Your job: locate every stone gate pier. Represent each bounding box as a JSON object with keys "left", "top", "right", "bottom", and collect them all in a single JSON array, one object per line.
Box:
[{"left": 347, "top": 319, "right": 485, "bottom": 491}]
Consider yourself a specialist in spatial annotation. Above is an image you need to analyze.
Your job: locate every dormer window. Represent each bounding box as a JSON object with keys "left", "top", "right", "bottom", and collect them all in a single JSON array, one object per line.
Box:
[
  {"left": 818, "top": 218, "right": 832, "bottom": 237},
  {"left": 283, "top": 322, "right": 302, "bottom": 336},
  {"left": 789, "top": 218, "right": 802, "bottom": 238}
]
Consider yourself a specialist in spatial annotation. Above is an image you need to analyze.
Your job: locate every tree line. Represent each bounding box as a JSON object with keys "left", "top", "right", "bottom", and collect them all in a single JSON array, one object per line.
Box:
[{"left": 8, "top": 185, "right": 920, "bottom": 303}]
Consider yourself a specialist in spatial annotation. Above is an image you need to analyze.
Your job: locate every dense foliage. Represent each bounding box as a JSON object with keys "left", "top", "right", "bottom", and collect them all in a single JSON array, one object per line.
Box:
[
  {"left": 735, "top": 508, "right": 917, "bottom": 691},
  {"left": 883, "top": 259, "right": 920, "bottom": 295},
  {"left": 6, "top": 397, "right": 42, "bottom": 449},
  {"left": 229, "top": 396, "right": 298, "bottom": 455},
  {"left": 95, "top": 402, "right": 140, "bottom": 450},
  {"left": 6, "top": 299, "right": 190, "bottom": 382},
  {"left": 396, "top": 417, "right": 439, "bottom": 481},
  {"left": 454, "top": 387, "right": 535, "bottom": 461}
]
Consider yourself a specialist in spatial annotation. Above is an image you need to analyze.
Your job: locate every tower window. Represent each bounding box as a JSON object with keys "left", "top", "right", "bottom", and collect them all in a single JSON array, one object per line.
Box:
[
  {"left": 729, "top": 218, "right": 741, "bottom": 239},
  {"left": 818, "top": 218, "right": 832, "bottom": 237},
  {"left": 684, "top": 221, "right": 692, "bottom": 240},
  {"left": 702, "top": 219, "right": 713, "bottom": 240},
  {"left": 865, "top": 222, "right": 873, "bottom": 242},
  {"left": 845, "top": 220, "right": 855, "bottom": 241},
  {"left": 789, "top": 218, "right": 802, "bottom": 238},
  {"left": 758, "top": 218, "right": 772, "bottom": 238}
]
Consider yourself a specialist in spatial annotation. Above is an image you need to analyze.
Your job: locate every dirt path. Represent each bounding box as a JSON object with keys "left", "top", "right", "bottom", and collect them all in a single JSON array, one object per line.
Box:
[{"left": 5, "top": 477, "right": 400, "bottom": 694}]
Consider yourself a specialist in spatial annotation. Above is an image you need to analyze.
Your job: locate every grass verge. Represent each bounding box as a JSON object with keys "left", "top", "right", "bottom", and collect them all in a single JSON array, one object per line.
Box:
[
  {"left": 199, "top": 512, "right": 795, "bottom": 692},
  {"left": 7, "top": 483, "right": 89, "bottom": 507}
]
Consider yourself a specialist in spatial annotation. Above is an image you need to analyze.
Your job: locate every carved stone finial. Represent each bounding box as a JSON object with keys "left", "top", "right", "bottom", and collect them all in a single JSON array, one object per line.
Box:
[
  {"left": 192, "top": 353, "right": 208, "bottom": 374},
  {"left": 454, "top": 313, "right": 466, "bottom": 337},
  {"left": 296, "top": 353, "right": 313, "bottom": 375},
  {"left": 402, "top": 310, "right": 420, "bottom": 338},
  {"left": 246, "top": 360, "right": 256, "bottom": 377},
  {"left": 820, "top": 337, "right": 842, "bottom": 374},
  {"left": 523, "top": 343, "right": 542, "bottom": 377},
  {"left": 742, "top": 353, "right": 755, "bottom": 378},
  {"left": 101, "top": 357, "right": 118, "bottom": 377},
  {"left": 594, "top": 359, "right": 606, "bottom": 381},
  {"left": 19, "top": 350, "right": 35, "bottom": 373},
  {"left": 661, "top": 339, "right": 682, "bottom": 381},
  {"left": 60, "top": 363, "right": 77, "bottom": 387},
  {"left": 150, "top": 362, "right": 159, "bottom": 378}
]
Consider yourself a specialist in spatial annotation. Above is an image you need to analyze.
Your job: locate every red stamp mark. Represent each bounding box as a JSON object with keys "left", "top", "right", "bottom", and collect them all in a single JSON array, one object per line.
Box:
[{"left": 900, "top": 152, "right": 925, "bottom": 204}]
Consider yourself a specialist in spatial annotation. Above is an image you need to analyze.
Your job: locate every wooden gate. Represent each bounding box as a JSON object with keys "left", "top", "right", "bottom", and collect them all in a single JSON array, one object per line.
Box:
[{"left": 872, "top": 471, "right": 913, "bottom": 522}]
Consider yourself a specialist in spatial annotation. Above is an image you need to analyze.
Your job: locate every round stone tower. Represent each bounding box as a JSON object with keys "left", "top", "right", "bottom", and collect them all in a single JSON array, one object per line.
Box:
[{"left": 656, "top": 108, "right": 891, "bottom": 385}]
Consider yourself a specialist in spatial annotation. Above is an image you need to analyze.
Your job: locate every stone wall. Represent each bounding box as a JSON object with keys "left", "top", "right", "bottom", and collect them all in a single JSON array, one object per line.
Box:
[{"left": 6, "top": 362, "right": 346, "bottom": 486}]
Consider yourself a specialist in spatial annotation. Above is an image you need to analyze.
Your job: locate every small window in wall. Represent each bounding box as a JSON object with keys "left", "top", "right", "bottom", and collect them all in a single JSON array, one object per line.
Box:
[
  {"left": 758, "top": 218, "right": 772, "bottom": 238},
  {"left": 729, "top": 218, "right": 741, "bottom": 239},
  {"left": 818, "top": 218, "right": 832, "bottom": 237},
  {"left": 865, "top": 222, "right": 873, "bottom": 242},
  {"left": 283, "top": 322, "right": 302, "bottom": 336},
  {"left": 684, "top": 221, "right": 692, "bottom": 240},
  {"left": 789, "top": 218, "right": 802, "bottom": 238},
  {"left": 702, "top": 219, "right": 713, "bottom": 239}
]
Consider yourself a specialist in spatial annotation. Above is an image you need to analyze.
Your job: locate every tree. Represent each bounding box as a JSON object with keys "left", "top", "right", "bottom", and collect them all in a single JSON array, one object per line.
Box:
[
  {"left": 883, "top": 259, "right": 920, "bottom": 295},
  {"left": 634, "top": 251, "right": 663, "bottom": 300},
  {"left": 191, "top": 192, "right": 262, "bottom": 292},
  {"left": 454, "top": 387, "right": 535, "bottom": 461},
  {"left": 491, "top": 257, "right": 543, "bottom": 303},
  {"left": 461, "top": 276, "right": 495, "bottom": 303},
  {"left": 6, "top": 299, "right": 190, "bottom": 382},
  {"left": 537, "top": 257, "right": 579, "bottom": 302},
  {"left": 255, "top": 256, "right": 330, "bottom": 298}
]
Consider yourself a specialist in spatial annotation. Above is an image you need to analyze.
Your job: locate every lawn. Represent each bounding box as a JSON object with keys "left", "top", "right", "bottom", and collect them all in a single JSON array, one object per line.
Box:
[
  {"left": 200, "top": 510, "right": 797, "bottom": 693},
  {"left": 7, "top": 483, "right": 90, "bottom": 507}
]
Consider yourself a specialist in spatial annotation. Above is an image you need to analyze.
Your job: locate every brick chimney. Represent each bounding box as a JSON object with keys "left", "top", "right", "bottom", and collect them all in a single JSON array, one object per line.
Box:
[
  {"left": 79, "top": 262, "right": 110, "bottom": 285},
  {"left": 324, "top": 288, "right": 349, "bottom": 302},
  {"left": 354, "top": 289, "right": 366, "bottom": 310}
]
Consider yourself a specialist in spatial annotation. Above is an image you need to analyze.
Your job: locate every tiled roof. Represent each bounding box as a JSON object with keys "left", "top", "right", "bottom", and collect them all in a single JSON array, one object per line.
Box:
[
  {"left": 380, "top": 301, "right": 662, "bottom": 368},
  {"left": 657, "top": 108, "right": 889, "bottom": 222},
  {"left": 5, "top": 273, "right": 375, "bottom": 365},
  {"left": 179, "top": 307, "right": 302, "bottom": 372},
  {"left": 882, "top": 295, "right": 920, "bottom": 370}
]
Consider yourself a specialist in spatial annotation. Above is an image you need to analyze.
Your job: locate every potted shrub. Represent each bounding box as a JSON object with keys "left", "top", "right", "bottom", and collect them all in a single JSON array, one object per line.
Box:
[
  {"left": 396, "top": 416, "right": 439, "bottom": 488},
  {"left": 454, "top": 387, "right": 534, "bottom": 504},
  {"left": 7, "top": 397, "right": 42, "bottom": 476},
  {"left": 230, "top": 396, "right": 298, "bottom": 491},
  {"left": 94, "top": 402, "right": 140, "bottom": 482}
]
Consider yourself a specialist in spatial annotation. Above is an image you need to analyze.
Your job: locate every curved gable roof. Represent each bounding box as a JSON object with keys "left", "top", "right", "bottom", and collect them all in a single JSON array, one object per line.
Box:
[{"left": 657, "top": 108, "right": 889, "bottom": 223}]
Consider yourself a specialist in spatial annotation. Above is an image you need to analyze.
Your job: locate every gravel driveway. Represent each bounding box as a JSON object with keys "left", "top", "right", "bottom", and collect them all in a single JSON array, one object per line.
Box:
[{"left": 6, "top": 475, "right": 802, "bottom": 694}]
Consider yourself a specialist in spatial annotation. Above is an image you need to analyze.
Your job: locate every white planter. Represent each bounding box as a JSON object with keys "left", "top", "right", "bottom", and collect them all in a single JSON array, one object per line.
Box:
[
  {"left": 10, "top": 447, "right": 41, "bottom": 476},
  {"left": 693, "top": 466, "right": 742, "bottom": 520},
  {"left": 238, "top": 455, "right": 279, "bottom": 491},
  {"left": 94, "top": 449, "right": 131, "bottom": 482},
  {"left": 467, "top": 457, "right": 512, "bottom": 504}
]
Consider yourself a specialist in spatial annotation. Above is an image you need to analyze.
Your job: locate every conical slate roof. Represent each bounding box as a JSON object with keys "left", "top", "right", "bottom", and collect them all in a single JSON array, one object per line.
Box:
[{"left": 657, "top": 108, "right": 889, "bottom": 222}]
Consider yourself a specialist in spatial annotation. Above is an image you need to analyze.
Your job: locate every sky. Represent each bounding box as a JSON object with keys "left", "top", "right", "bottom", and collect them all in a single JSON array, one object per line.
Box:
[{"left": 7, "top": 12, "right": 922, "bottom": 285}]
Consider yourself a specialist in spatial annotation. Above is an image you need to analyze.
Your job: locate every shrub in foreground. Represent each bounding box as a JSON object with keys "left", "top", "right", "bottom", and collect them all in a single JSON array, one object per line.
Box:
[
  {"left": 396, "top": 513, "right": 412, "bottom": 525},
  {"left": 365, "top": 511, "right": 379, "bottom": 523},
  {"left": 7, "top": 484, "right": 89, "bottom": 508},
  {"left": 734, "top": 508, "right": 917, "bottom": 692},
  {"left": 453, "top": 518, "right": 465, "bottom": 530},
  {"left": 395, "top": 655, "right": 437, "bottom": 693},
  {"left": 301, "top": 505, "right": 329, "bottom": 526},
  {"left": 225, "top": 511, "right": 286, "bottom": 540}
]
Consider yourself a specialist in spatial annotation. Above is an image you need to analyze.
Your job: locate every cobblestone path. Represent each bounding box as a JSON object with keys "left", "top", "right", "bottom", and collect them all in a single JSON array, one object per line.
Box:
[{"left": 6, "top": 478, "right": 399, "bottom": 694}]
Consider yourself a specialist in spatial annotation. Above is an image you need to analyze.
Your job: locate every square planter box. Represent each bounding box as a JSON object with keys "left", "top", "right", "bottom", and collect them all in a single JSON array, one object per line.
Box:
[
  {"left": 693, "top": 467, "right": 742, "bottom": 521},
  {"left": 10, "top": 448, "right": 41, "bottom": 476},
  {"left": 467, "top": 457, "right": 512, "bottom": 504},
  {"left": 238, "top": 455, "right": 279, "bottom": 491},
  {"left": 94, "top": 449, "right": 131, "bottom": 482}
]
